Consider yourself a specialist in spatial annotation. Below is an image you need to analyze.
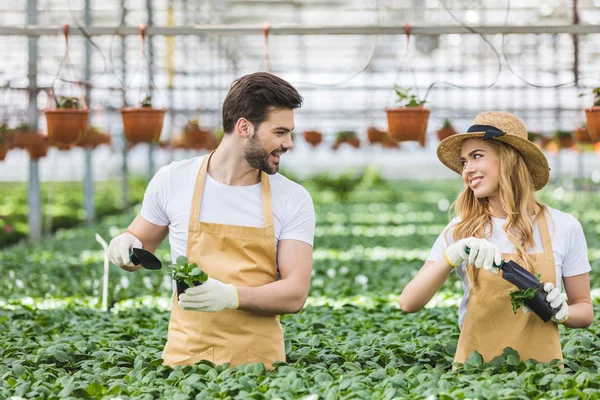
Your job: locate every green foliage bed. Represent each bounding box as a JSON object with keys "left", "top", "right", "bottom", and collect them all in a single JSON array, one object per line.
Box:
[{"left": 1, "top": 178, "right": 599, "bottom": 399}]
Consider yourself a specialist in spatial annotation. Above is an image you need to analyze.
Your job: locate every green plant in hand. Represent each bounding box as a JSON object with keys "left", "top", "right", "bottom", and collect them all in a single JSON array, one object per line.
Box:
[
  {"left": 168, "top": 256, "right": 208, "bottom": 287},
  {"left": 509, "top": 273, "right": 541, "bottom": 313}
]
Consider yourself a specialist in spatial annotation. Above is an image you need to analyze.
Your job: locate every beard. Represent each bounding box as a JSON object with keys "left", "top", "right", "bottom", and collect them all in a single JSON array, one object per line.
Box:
[{"left": 244, "top": 132, "right": 283, "bottom": 175}]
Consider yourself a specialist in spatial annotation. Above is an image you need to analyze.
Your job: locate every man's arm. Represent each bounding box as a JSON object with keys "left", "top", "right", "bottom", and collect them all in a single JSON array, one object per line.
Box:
[
  {"left": 236, "top": 239, "right": 313, "bottom": 315},
  {"left": 126, "top": 213, "right": 169, "bottom": 253}
]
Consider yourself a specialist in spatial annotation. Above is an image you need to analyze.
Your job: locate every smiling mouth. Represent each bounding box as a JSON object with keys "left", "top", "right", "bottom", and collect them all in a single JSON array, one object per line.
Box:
[{"left": 470, "top": 177, "right": 483, "bottom": 187}]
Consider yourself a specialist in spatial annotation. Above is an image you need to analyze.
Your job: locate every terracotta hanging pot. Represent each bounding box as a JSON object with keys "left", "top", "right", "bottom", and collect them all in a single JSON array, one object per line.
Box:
[
  {"left": 555, "top": 133, "right": 575, "bottom": 149},
  {"left": 13, "top": 133, "right": 49, "bottom": 159},
  {"left": 367, "top": 127, "right": 387, "bottom": 144},
  {"left": 28, "top": 137, "right": 50, "bottom": 159},
  {"left": 303, "top": 130, "right": 322, "bottom": 147},
  {"left": 574, "top": 126, "right": 594, "bottom": 144},
  {"left": 121, "top": 107, "right": 166, "bottom": 144},
  {"left": 436, "top": 120, "right": 457, "bottom": 141},
  {"left": 385, "top": 106, "right": 430, "bottom": 143},
  {"left": 45, "top": 109, "right": 89, "bottom": 146},
  {"left": 0, "top": 144, "right": 8, "bottom": 161},
  {"left": 78, "top": 128, "right": 111, "bottom": 149},
  {"left": 584, "top": 107, "right": 600, "bottom": 141}
]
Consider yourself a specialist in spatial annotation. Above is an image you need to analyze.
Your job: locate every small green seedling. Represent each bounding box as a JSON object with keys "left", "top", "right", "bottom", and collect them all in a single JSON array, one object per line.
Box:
[{"left": 168, "top": 255, "right": 208, "bottom": 288}]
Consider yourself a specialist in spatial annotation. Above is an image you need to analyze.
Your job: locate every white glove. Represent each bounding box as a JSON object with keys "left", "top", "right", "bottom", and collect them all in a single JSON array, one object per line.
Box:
[
  {"left": 178, "top": 277, "right": 239, "bottom": 312},
  {"left": 107, "top": 232, "right": 142, "bottom": 272},
  {"left": 544, "top": 282, "right": 569, "bottom": 324},
  {"left": 444, "top": 237, "right": 502, "bottom": 273}
]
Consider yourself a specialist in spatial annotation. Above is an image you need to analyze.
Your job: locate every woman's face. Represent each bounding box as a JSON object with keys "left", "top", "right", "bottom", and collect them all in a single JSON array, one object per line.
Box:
[{"left": 460, "top": 138, "right": 500, "bottom": 199}]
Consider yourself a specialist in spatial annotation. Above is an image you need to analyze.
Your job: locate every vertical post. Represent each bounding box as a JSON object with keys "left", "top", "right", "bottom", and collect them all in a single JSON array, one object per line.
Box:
[
  {"left": 27, "top": 0, "right": 41, "bottom": 243},
  {"left": 120, "top": 0, "right": 129, "bottom": 209},
  {"left": 84, "top": 0, "right": 95, "bottom": 223},
  {"left": 147, "top": 0, "right": 155, "bottom": 180}
]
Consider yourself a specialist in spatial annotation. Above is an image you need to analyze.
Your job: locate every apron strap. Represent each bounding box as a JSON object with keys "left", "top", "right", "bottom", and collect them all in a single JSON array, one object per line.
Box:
[
  {"left": 188, "top": 151, "right": 274, "bottom": 230},
  {"left": 534, "top": 205, "right": 556, "bottom": 270},
  {"left": 260, "top": 171, "right": 274, "bottom": 229},
  {"left": 187, "top": 151, "right": 213, "bottom": 231}
]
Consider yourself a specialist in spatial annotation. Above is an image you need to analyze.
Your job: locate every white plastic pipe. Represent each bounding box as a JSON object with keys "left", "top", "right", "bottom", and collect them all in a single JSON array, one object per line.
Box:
[{"left": 95, "top": 233, "right": 110, "bottom": 312}]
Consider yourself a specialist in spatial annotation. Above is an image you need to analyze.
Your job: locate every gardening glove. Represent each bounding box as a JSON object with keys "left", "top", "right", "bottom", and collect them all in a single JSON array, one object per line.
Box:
[
  {"left": 444, "top": 237, "right": 502, "bottom": 273},
  {"left": 178, "top": 277, "right": 239, "bottom": 312},
  {"left": 543, "top": 282, "right": 569, "bottom": 324},
  {"left": 107, "top": 232, "right": 142, "bottom": 272}
]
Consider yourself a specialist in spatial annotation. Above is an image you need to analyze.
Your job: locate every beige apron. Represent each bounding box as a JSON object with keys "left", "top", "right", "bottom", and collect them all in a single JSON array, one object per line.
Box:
[
  {"left": 162, "top": 153, "right": 285, "bottom": 369},
  {"left": 454, "top": 209, "right": 562, "bottom": 364}
]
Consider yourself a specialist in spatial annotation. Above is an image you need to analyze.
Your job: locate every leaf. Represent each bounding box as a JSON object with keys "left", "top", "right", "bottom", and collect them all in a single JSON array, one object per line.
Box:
[
  {"left": 87, "top": 381, "right": 106, "bottom": 396},
  {"left": 466, "top": 351, "right": 484, "bottom": 367},
  {"left": 176, "top": 255, "right": 189, "bottom": 266}
]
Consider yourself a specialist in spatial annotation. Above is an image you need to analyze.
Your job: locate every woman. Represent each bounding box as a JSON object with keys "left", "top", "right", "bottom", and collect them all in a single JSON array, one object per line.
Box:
[{"left": 399, "top": 111, "right": 593, "bottom": 364}]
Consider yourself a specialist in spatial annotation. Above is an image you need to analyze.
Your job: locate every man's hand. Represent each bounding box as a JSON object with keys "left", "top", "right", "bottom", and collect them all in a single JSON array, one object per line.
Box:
[
  {"left": 444, "top": 237, "right": 502, "bottom": 273},
  {"left": 178, "top": 277, "right": 239, "bottom": 312},
  {"left": 108, "top": 232, "right": 142, "bottom": 272}
]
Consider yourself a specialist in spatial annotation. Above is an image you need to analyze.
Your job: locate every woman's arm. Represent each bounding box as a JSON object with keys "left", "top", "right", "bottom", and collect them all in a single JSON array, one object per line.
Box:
[
  {"left": 562, "top": 273, "right": 594, "bottom": 328},
  {"left": 398, "top": 259, "right": 455, "bottom": 312}
]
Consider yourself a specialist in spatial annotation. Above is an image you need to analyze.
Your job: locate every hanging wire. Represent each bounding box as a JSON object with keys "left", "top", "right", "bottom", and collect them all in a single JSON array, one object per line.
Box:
[
  {"left": 420, "top": 0, "right": 504, "bottom": 102},
  {"left": 291, "top": 0, "right": 382, "bottom": 88},
  {"left": 500, "top": 0, "right": 600, "bottom": 89}
]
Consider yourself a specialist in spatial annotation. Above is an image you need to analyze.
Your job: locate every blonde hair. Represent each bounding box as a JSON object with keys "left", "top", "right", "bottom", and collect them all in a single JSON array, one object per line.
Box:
[{"left": 448, "top": 140, "right": 546, "bottom": 287}]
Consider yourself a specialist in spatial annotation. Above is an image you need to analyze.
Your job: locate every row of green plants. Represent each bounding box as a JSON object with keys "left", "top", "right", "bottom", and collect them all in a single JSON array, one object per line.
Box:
[{"left": 0, "top": 179, "right": 599, "bottom": 398}]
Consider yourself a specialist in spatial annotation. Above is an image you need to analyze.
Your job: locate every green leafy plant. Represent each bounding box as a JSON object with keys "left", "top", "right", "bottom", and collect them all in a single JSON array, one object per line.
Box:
[
  {"left": 442, "top": 118, "right": 453, "bottom": 129},
  {"left": 140, "top": 95, "right": 153, "bottom": 108},
  {"left": 527, "top": 131, "right": 542, "bottom": 142},
  {"left": 509, "top": 273, "right": 541, "bottom": 313},
  {"left": 168, "top": 255, "right": 208, "bottom": 287},
  {"left": 335, "top": 131, "right": 358, "bottom": 142},
  {"left": 56, "top": 96, "right": 80, "bottom": 110},
  {"left": 393, "top": 85, "right": 426, "bottom": 107},
  {"left": 593, "top": 87, "right": 600, "bottom": 106},
  {"left": 553, "top": 130, "right": 572, "bottom": 139}
]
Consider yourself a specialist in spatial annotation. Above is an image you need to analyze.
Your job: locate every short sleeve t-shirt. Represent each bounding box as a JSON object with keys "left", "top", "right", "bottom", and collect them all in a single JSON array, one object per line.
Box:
[
  {"left": 426, "top": 207, "right": 591, "bottom": 328},
  {"left": 140, "top": 156, "right": 316, "bottom": 264}
]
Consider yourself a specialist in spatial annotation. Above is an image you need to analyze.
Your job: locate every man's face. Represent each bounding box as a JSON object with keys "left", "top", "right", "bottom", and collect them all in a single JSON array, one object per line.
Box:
[{"left": 244, "top": 108, "right": 295, "bottom": 175}]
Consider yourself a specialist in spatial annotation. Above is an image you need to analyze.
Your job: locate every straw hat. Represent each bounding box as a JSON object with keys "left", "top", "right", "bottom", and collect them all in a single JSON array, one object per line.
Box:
[{"left": 437, "top": 111, "right": 549, "bottom": 191}]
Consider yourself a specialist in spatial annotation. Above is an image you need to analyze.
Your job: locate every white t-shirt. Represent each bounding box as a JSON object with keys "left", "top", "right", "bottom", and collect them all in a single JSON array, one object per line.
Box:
[
  {"left": 427, "top": 207, "right": 591, "bottom": 328},
  {"left": 140, "top": 156, "right": 316, "bottom": 265}
]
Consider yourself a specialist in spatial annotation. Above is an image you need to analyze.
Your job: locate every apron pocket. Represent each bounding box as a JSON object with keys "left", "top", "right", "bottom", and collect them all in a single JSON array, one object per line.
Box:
[
  {"left": 182, "top": 346, "right": 214, "bottom": 366},
  {"left": 247, "top": 348, "right": 274, "bottom": 369}
]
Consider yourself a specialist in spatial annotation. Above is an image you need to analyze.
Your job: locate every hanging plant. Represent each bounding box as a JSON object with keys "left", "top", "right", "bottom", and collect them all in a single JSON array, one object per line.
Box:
[
  {"left": 303, "top": 130, "right": 322, "bottom": 147},
  {"left": 367, "top": 127, "right": 386, "bottom": 144},
  {"left": 121, "top": 25, "right": 166, "bottom": 144},
  {"left": 553, "top": 130, "right": 575, "bottom": 150},
  {"left": 584, "top": 87, "right": 600, "bottom": 140},
  {"left": 332, "top": 131, "right": 360, "bottom": 150},
  {"left": 78, "top": 126, "right": 111, "bottom": 149},
  {"left": 385, "top": 85, "right": 430, "bottom": 145},
  {"left": 44, "top": 25, "right": 89, "bottom": 147},
  {"left": 436, "top": 118, "right": 457, "bottom": 141}
]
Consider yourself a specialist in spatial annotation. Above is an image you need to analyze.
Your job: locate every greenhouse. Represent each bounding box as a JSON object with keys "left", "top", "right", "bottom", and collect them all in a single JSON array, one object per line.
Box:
[{"left": 1, "top": 0, "right": 600, "bottom": 399}]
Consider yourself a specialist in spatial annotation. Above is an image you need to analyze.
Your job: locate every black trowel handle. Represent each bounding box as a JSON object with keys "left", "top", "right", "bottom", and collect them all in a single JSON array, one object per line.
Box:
[{"left": 129, "top": 251, "right": 141, "bottom": 265}]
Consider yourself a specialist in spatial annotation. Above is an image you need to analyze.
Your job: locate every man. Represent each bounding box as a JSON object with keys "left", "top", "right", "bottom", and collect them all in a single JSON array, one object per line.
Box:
[{"left": 107, "top": 72, "right": 315, "bottom": 369}]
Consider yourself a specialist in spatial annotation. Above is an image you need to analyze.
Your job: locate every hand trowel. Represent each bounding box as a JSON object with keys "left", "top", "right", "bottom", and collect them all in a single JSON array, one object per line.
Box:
[{"left": 129, "top": 247, "right": 162, "bottom": 270}]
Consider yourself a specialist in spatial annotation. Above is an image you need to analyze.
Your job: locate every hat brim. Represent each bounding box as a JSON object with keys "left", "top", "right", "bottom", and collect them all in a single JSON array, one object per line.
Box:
[{"left": 436, "top": 132, "right": 550, "bottom": 191}]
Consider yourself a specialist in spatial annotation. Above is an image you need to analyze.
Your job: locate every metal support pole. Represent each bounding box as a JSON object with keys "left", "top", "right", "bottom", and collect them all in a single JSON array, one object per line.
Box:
[
  {"left": 120, "top": 0, "right": 129, "bottom": 209},
  {"left": 147, "top": 0, "right": 155, "bottom": 180},
  {"left": 84, "top": 0, "right": 95, "bottom": 223},
  {"left": 27, "top": 0, "right": 41, "bottom": 243}
]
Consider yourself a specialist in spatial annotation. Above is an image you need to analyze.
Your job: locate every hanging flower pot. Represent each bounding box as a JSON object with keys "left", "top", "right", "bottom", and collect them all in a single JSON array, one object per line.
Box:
[
  {"left": 332, "top": 131, "right": 360, "bottom": 150},
  {"left": 78, "top": 127, "right": 111, "bottom": 149},
  {"left": 584, "top": 87, "right": 600, "bottom": 140},
  {"left": 14, "top": 131, "right": 49, "bottom": 159},
  {"left": 0, "top": 144, "right": 8, "bottom": 161},
  {"left": 303, "top": 130, "right": 322, "bottom": 147},
  {"left": 574, "top": 126, "right": 594, "bottom": 144},
  {"left": 385, "top": 86, "right": 430, "bottom": 143},
  {"left": 367, "top": 127, "right": 386, "bottom": 144},
  {"left": 553, "top": 131, "right": 575, "bottom": 149},
  {"left": 45, "top": 97, "right": 89, "bottom": 146},
  {"left": 436, "top": 119, "right": 457, "bottom": 141},
  {"left": 121, "top": 97, "right": 166, "bottom": 144},
  {"left": 27, "top": 137, "right": 50, "bottom": 159}
]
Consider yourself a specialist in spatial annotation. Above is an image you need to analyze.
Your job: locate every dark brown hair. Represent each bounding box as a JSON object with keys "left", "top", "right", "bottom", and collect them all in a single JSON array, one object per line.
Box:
[{"left": 222, "top": 72, "right": 303, "bottom": 134}]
